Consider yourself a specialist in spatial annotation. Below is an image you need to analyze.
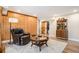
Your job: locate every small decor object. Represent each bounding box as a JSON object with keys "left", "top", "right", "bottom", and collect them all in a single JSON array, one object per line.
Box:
[{"left": 57, "top": 18, "right": 67, "bottom": 30}]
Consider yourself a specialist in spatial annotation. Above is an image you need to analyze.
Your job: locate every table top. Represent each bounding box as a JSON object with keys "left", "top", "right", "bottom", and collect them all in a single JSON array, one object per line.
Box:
[{"left": 31, "top": 34, "right": 48, "bottom": 41}]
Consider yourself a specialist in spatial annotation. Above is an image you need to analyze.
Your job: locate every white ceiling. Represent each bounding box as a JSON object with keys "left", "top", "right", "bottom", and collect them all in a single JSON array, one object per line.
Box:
[{"left": 6, "top": 6, "right": 79, "bottom": 20}]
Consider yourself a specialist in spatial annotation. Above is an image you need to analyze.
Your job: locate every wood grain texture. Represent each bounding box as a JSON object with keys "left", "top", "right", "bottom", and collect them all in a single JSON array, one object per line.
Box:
[
  {"left": 27, "top": 16, "right": 37, "bottom": 35},
  {"left": 56, "top": 18, "right": 68, "bottom": 40},
  {"left": 41, "top": 21, "right": 48, "bottom": 34},
  {"left": 0, "top": 7, "right": 2, "bottom": 46},
  {"left": 63, "top": 40, "right": 79, "bottom": 53},
  {"left": 1, "top": 11, "right": 37, "bottom": 41}
]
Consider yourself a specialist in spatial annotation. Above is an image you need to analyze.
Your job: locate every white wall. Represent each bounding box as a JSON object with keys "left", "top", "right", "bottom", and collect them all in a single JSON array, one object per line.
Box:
[
  {"left": 37, "top": 19, "right": 56, "bottom": 37},
  {"left": 38, "top": 13, "right": 79, "bottom": 42},
  {"left": 68, "top": 13, "right": 79, "bottom": 42},
  {"left": 38, "top": 19, "right": 57, "bottom": 38},
  {"left": 48, "top": 13, "right": 79, "bottom": 42},
  {"left": 48, "top": 19, "right": 57, "bottom": 38}
]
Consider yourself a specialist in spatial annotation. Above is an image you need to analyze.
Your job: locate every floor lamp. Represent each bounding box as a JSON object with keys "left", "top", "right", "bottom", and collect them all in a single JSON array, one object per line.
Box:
[{"left": 8, "top": 18, "right": 18, "bottom": 44}]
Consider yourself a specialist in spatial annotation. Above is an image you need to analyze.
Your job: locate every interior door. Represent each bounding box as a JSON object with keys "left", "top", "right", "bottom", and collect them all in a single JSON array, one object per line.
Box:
[{"left": 41, "top": 21, "right": 49, "bottom": 35}]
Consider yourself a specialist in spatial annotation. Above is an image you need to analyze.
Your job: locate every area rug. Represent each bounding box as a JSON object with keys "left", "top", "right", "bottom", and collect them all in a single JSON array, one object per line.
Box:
[{"left": 5, "top": 39, "right": 67, "bottom": 53}]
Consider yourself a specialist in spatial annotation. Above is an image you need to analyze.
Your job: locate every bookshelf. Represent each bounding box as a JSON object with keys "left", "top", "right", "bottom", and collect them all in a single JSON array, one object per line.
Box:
[{"left": 56, "top": 18, "right": 68, "bottom": 39}]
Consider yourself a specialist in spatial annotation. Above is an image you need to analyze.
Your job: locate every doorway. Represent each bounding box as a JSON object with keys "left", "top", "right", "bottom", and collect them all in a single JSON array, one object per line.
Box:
[{"left": 41, "top": 21, "right": 49, "bottom": 35}]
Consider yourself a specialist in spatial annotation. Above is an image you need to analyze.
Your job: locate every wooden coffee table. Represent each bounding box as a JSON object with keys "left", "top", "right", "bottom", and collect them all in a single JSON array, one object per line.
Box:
[{"left": 31, "top": 35, "right": 48, "bottom": 51}]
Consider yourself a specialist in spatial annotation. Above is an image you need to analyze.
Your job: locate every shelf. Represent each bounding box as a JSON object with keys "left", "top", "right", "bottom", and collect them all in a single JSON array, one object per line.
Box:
[{"left": 56, "top": 18, "right": 68, "bottom": 39}]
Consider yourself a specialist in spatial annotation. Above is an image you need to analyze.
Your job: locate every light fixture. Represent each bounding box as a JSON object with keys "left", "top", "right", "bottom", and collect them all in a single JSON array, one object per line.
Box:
[
  {"left": 73, "top": 9, "right": 78, "bottom": 12},
  {"left": 9, "top": 18, "right": 18, "bottom": 23},
  {"left": 8, "top": 18, "right": 18, "bottom": 44}
]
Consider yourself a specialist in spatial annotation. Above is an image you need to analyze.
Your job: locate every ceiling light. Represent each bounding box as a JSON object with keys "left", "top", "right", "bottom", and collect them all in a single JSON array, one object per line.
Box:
[{"left": 73, "top": 10, "right": 78, "bottom": 12}]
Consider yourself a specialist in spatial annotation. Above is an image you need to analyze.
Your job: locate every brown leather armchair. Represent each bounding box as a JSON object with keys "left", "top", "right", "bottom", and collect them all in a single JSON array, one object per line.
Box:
[{"left": 11, "top": 28, "right": 30, "bottom": 45}]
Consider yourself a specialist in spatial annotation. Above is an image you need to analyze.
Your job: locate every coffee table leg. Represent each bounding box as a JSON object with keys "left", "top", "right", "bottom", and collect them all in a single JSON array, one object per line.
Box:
[
  {"left": 46, "top": 43, "right": 48, "bottom": 47},
  {"left": 31, "top": 43, "right": 33, "bottom": 47},
  {"left": 39, "top": 47, "right": 41, "bottom": 51}
]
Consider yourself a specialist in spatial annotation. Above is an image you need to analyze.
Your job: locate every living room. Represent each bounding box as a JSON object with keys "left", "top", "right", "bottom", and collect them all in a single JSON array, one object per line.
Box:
[{"left": 0, "top": 6, "right": 79, "bottom": 53}]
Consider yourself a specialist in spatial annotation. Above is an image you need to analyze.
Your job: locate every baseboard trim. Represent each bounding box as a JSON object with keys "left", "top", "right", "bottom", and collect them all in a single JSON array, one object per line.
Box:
[
  {"left": 2, "top": 39, "right": 13, "bottom": 43},
  {"left": 68, "top": 38, "right": 79, "bottom": 43},
  {"left": 49, "top": 36, "right": 68, "bottom": 40},
  {"left": 56, "top": 37, "right": 68, "bottom": 40}
]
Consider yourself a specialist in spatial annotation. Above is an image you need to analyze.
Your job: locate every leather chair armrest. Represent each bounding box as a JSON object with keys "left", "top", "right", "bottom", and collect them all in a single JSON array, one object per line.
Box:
[{"left": 21, "top": 35, "right": 29, "bottom": 38}]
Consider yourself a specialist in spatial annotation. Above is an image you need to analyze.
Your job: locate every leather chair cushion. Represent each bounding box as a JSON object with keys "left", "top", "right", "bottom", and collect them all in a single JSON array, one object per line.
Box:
[{"left": 14, "top": 29, "right": 24, "bottom": 34}]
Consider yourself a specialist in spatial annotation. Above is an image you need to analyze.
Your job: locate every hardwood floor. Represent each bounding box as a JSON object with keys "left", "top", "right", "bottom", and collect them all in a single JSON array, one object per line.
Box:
[
  {"left": 1, "top": 37, "right": 79, "bottom": 53},
  {"left": 51, "top": 37, "right": 79, "bottom": 53},
  {"left": 63, "top": 40, "right": 79, "bottom": 53}
]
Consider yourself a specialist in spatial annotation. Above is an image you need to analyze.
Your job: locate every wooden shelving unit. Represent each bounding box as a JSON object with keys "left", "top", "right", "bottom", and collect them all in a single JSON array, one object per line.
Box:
[{"left": 56, "top": 18, "right": 68, "bottom": 40}]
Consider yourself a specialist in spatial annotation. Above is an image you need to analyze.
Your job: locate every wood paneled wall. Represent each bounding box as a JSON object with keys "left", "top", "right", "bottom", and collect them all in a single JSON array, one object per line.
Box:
[
  {"left": 0, "top": 7, "right": 2, "bottom": 45},
  {"left": 2, "top": 16, "right": 10, "bottom": 41},
  {"left": 1, "top": 11, "right": 37, "bottom": 41}
]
